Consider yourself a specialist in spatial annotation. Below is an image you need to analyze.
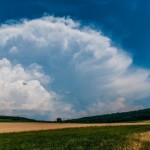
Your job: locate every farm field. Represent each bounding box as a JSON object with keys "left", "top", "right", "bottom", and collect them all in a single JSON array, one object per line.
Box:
[
  {"left": 0, "top": 122, "right": 150, "bottom": 133},
  {"left": 0, "top": 125, "right": 150, "bottom": 150}
]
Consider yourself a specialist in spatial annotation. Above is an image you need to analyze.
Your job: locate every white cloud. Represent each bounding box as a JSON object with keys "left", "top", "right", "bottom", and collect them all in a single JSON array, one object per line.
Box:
[
  {"left": 0, "top": 16, "right": 149, "bottom": 120},
  {"left": 0, "top": 58, "right": 74, "bottom": 120},
  {"left": 9, "top": 46, "right": 18, "bottom": 54}
]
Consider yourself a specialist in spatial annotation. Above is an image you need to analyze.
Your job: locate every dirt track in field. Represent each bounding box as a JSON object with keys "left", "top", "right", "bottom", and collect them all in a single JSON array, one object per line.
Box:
[{"left": 0, "top": 122, "right": 150, "bottom": 133}]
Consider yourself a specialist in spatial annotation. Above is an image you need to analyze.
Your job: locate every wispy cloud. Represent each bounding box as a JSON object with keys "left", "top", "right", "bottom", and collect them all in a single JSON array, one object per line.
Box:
[{"left": 0, "top": 16, "right": 149, "bottom": 120}]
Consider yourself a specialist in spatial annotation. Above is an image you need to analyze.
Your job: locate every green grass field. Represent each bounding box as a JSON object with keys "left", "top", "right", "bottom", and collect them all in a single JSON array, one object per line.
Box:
[{"left": 0, "top": 125, "right": 150, "bottom": 150}]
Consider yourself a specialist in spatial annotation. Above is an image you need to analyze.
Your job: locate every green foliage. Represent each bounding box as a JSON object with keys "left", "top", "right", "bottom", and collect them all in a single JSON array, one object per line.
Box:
[
  {"left": 0, "top": 116, "right": 36, "bottom": 122},
  {"left": 65, "top": 108, "right": 150, "bottom": 123},
  {"left": 0, "top": 125, "right": 149, "bottom": 150},
  {"left": 57, "top": 118, "right": 62, "bottom": 122},
  {"left": 1, "top": 108, "right": 150, "bottom": 123}
]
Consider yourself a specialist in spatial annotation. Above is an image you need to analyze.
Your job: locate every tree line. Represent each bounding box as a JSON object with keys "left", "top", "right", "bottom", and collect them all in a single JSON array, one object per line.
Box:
[{"left": 64, "top": 108, "right": 150, "bottom": 123}]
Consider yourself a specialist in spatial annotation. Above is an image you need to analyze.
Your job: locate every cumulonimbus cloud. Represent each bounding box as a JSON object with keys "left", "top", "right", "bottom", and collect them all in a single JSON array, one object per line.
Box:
[
  {"left": 0, "top": 16, "right": 149, "bottom": 120},
  {"left": 0, "top": 58, "right": 74, "bottom": 120}
]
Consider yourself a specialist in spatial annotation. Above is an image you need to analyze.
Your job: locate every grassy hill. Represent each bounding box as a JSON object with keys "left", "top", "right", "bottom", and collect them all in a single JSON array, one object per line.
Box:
[
  {"left": 65, "top": 108, "right": 150, "bottom": 123},
  {"left": 0, "top": 116, "right": 36, "bottom": 122},
  {"left": 0, "top": 125, "right": 149, "bottom": 150},
  {"left": 1, "top": 108, "right": 150, "bottom": 123}
]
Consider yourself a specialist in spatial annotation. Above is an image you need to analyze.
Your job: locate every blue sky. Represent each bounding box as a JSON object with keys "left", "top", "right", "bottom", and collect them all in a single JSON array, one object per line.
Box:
[
  {"left": 0, "top": 0, "right": 150, "bottom": 120},
  {"left": 1, "top": 0, "right": 150, "bottom": 68}
]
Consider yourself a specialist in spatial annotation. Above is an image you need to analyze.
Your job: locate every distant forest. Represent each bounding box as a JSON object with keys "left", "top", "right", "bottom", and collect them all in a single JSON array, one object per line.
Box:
[
  {"left": 64, "top": 108, "right": 150, "bottom": 123},
  {"left": 0, "top": 116, "right": 36, "bottom": 122},
  {"left": 1, "top": 108, "right": 150, "bottom": 123}
]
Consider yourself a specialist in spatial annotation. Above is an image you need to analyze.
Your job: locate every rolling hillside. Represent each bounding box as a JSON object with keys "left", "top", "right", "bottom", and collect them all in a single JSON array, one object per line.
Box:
[
  {"left": 65, "top": 108, "right": 150, "bottom": 123},
  {"left": 0, "top": 116, "right": 36, "bottom": 122},
  {"left": 1, "top": 108, "right": 150, "bottom": 123}
]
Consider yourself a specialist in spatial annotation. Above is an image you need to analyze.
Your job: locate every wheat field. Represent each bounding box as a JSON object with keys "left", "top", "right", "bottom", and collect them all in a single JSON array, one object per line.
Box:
[{"left": 0, "top": 122, "right": 150, "bottom": 133}]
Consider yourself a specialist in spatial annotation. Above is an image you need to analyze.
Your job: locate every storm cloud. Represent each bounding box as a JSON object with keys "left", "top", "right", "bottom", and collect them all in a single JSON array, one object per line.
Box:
[{"left": 0, "top": 16, "right": 149, "bottom": 120}]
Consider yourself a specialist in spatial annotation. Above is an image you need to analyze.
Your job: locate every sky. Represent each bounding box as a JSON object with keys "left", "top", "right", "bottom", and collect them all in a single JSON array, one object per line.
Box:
[{"left": 0, "top": 0, "right": 150, "bottom": 120}]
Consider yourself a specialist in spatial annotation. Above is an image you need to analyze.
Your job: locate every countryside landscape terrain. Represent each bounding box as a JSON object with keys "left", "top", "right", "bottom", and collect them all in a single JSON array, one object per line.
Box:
[
  {"left": 0, "top": 108, "right": 150, "bottom": 150},
  {"left": 1, "top": 1, "right": 150, "bottom": 150}
]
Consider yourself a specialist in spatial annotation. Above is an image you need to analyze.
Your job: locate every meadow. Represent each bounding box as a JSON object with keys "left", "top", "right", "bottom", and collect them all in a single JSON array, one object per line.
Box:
[{"left": 0, "top": 125, "right": 150, "bottom": 150}]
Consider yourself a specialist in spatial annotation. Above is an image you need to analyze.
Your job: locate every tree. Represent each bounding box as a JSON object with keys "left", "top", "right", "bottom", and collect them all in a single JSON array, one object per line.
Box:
[{"left": 57, "top": 118, "right": 62, "bottom": 122}]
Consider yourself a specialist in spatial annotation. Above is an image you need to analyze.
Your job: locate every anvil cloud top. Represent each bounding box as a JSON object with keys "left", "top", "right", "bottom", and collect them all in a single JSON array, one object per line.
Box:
[{"left": 0, "top": 0, "right": 150, "bottom": 120}]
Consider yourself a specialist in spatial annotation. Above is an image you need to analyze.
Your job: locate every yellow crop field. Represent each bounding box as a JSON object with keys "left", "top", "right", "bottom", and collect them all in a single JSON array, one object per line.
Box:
[{"left": 0, "top": 122, "right": 150, "bottom": 133}]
